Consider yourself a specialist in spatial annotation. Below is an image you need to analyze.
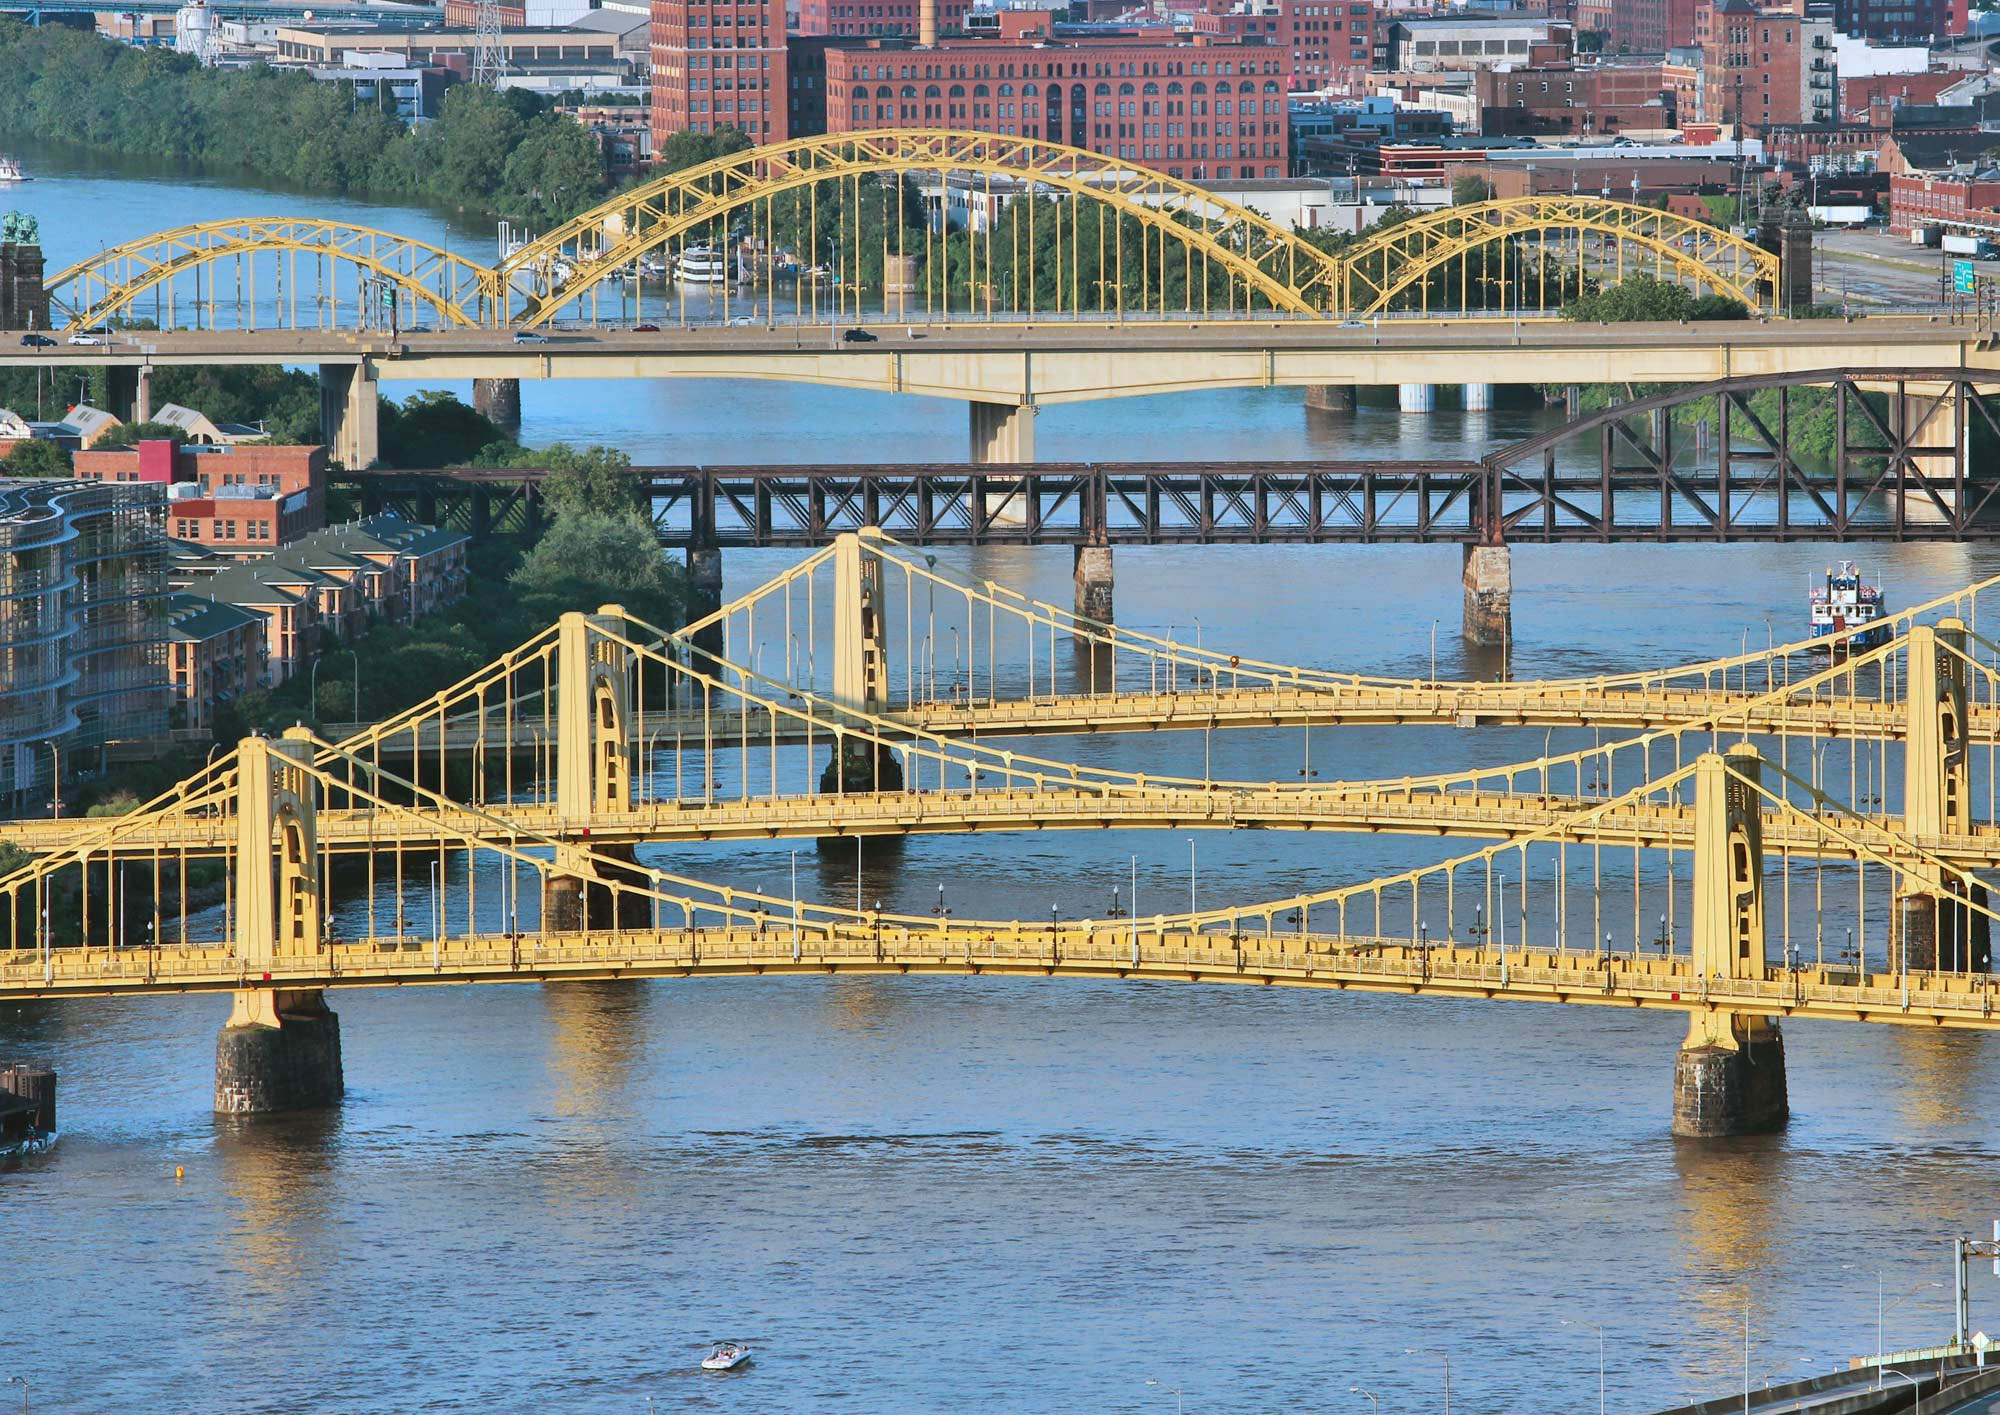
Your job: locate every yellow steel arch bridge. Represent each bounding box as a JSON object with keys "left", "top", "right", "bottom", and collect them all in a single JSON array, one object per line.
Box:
[{"left": 41, "top": 132, "right": 1781, "bottom": 333}]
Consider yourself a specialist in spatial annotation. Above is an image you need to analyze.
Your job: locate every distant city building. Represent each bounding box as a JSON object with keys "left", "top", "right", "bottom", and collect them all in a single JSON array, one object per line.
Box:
[
  {"left": 1694, "top": 0, "right": 1835, "bottom": 131},
  {"left": 819, "top": 18, "right": 1292, "bottom": 180},
  {"left": 1832, "top": 0, "right": 1966, "bottom": 43},
  {"left": 72, "top": 440, "right": 330, "bottom": 553},
  {"left": 1383, "top": 16, "right": 1564, "bottom": 73},
  {"left": 794, "top": 0, "right": 972, "bottom": 39},
  {"left": 0, "top": 478, "right": 169, "bottom": 804},
  {"left": 650, "top": 0, "right": 790, "bottom": 150}
]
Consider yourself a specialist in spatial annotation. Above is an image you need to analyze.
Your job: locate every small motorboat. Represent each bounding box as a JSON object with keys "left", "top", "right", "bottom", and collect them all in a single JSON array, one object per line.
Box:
[{"left": 701, "top": 1342, "right": 751, "bottom": 1371}]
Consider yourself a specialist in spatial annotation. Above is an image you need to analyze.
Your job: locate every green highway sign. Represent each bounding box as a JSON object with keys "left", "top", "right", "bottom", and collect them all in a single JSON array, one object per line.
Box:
[{"left": 1956, "top": 258, "right": 1977, "bottom": 295}]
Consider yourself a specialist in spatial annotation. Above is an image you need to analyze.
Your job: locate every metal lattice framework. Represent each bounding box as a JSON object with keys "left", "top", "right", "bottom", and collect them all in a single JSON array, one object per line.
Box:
[
  {"left": 1338, "top": 195, "right": 1779, "bottom": 316},
  {"left": 47, "top": 219, "right": 498, "bottom": 332},
  {"left": 41, "top": 138, "right": 1787, "bottom": 331},
  {"left": 496, "top": 129, "right": 1348, "bottom": 326}
]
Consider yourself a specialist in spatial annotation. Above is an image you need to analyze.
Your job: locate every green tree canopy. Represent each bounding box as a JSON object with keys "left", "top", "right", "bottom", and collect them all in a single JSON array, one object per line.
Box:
[
  {"left": 511, "top": 509, "right": 683, "bottom": 629},
  {"left": 378, "top": 390, "right": 513, "bottom": 468},
  {"left": 1565, "top": 274, "right": 1697, "bottom": 322},
  {"left": 92, "top": 420, "right": 186, "bottom": 449},
  {"left": 1452, "top": 173, "right": 1492, "bottom": 206},
  {"left": 2, "top": 440, "right": 72, "bottom": 476}
]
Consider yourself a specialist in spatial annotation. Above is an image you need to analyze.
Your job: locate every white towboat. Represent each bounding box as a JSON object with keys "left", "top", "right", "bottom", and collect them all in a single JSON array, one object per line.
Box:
[
  {"left": 701, "top": 1342, "right": 751, "bottom": 1371},
  {"left": 0, "top": 158, "right": 30, "bottom": 183}
]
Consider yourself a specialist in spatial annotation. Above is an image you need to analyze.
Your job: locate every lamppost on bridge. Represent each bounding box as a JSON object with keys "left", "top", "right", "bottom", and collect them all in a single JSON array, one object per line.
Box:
[
  {"left": 1145, "top": 1378, "right": 1183, "bottom": 1415},
  {"left": 6, "top": 1373, "right": 25, "bottom": 1415},
  {"left": 1186, "top": 835, "right": 1197, "bottom": 915},
  {"left": 1404, "top": 1346, "right": 1450, "bottom": 1415},
  {"left": 1348, "top": 1386, "right": 1379, "bottom": 1414},
  {"left": 1560, "top": 1317, "right": 1606, "bottom": 1415}
]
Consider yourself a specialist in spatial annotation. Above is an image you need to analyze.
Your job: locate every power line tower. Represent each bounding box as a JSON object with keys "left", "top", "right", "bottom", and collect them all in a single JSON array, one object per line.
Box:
[{"left": 472, "top": 0, "right": 504, "bottom": 87}]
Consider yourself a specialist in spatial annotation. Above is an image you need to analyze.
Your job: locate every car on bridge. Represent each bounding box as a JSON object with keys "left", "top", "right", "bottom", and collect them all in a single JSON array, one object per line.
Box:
[
  {"left": 842, "top": 328, "right": 878, "bottom": 343},
  {"left": 65, "top": 331, "right": 103, "bottom": 346},
  {"left": 18, "top": 333, "right": 54, "bottom": 348},
  {"left": 511, "top": 329, "right": 548, "bottom": 344}
]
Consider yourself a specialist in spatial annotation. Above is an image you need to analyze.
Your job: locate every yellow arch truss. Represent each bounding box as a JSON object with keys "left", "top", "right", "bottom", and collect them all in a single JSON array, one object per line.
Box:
[
  {"left": 1339, "top": 195, "right": 1779, "bottom": 316},
  {"left": 498, "top": 129, "right": 1346, "bottom": 326},
  {"left": 47, "top": 218, "right": 498, "bottom": 333},
  {"left": 41, "top": 142, "right": 1785, "bottom": 330}
]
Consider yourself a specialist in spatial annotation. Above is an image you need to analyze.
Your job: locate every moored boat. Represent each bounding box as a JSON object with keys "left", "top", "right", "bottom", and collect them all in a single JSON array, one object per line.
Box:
[{"left": 0, "top": 157, "right": 30, "bottom": 183}]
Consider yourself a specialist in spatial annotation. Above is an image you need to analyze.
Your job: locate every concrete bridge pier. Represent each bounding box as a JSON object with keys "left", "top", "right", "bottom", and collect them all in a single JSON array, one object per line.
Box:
[
  {"left": 319, "top": 360, "right": 380, "bottom": 469},
  {"left": 105, "top": 364, "right": 152, "bottom": 424},
  {"left": 1460, "top": 542, "right": 1512, "bottom": 647},
  {"left": 1303, "top": 384, "right": 1355, "bottom": 414},
  {"left": 1461, "top": 382, "right": 1493, "bottom": 411},
  {"left": 1397, "top": 383, "right": 1435, "bottom": 414},
  {"left": 971, "top": 400, "right": 1036, "bottom": 524},
  {"left": 473, "top": 376, "right": 522, "bottom": 433},
  {"left": 215, "top": 988, "right": 344, "bottom": 1114},
  {"left": 1073, "top": 544, "right": 1113, "bottom": 622},
  {"left": 1672, "top": 1021, "right": 1788, "bottom": 1138},
  {"left": 542, "top": 845, "right": 653, "bottom": 932}
]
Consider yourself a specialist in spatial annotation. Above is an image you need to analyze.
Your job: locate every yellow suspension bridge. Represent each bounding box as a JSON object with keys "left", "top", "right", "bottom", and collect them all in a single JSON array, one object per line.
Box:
[{"left": 3, "top": 529, "right": 1998, "bottom": 1135}]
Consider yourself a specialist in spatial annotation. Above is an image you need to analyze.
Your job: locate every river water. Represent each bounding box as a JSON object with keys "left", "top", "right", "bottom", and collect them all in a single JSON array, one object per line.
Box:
[{"left": 6, "top": 138, "right": 2000, "bottom": 1415}]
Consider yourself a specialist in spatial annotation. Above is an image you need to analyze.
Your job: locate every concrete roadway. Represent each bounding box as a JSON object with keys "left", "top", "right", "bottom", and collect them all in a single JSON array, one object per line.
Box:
[{"left": 2, "top": 315, "right": 1994, "bottom": 390}]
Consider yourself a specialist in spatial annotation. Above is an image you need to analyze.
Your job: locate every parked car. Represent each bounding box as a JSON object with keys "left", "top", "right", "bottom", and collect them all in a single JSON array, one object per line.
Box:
[{"left": 842, "top": 327, "right": 878, "bottom": 343}]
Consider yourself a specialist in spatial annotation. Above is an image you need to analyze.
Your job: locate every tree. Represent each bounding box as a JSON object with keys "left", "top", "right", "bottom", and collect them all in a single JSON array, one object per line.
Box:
[
  {"left": 1564, "top": 274, "right": 1696, "bottom": 322},
  {"left": 511, "top": 509, "right": 683, "bottom": 628},
  {"left": 1, "top": 440, "right": 71, "bottom": 476},
  {"left": 499, "top": 116, "right": 608, "bottom": 225},
  {"left": 91, "top": 420, "right": 186, "bottom": 449},
  {"left": 654, "top": 125, "right": 754, "bottom": 175},
  {"left": 379, "top": 390, "right": 511, "bottom": 468},
  {"left": 1452, "top": 173, "right": 1492, "bottom": 206},
  {"left": 1688, "top": 293, "right": 1751, "bottom": 320},
  {"left": 482, "top": 442, "right": 642, "bottom": 516}
]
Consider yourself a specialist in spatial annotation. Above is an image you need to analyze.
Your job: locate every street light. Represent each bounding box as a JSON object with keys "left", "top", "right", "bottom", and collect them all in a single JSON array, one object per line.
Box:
[
  {"left": 42, "top": 740, "right": 59, "bottom": 818},
  {"left": 1876, "top": 1279, "right": 1946, "bottom": 1384},
  {"left": 1186, "top": 835, "right": 1197, "bottom": 914},
  {"left": 1561, "top": 1317, "right": 1606, "bottom": 1415},
  {"left": 1405, "top": 1347, "right": 1451, "bottom": 1415},
  {"left": 6, "top": 1374, "right": 25, "bottom": 1415},
  {"left": 1145, "top": 1378, "right": 1183, "bottom": 1415},
  {"left": 1349, "top": 1386, "right": 1380, "bottom": 1413}
]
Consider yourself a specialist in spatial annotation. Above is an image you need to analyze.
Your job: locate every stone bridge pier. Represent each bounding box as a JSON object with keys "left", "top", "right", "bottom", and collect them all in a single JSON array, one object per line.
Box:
[
  {"left": 319, "top": 360, "right": 380, "bottom": 469},
  {"left": 1461, "top": 542, "right": 1512, "bottom": 648}
]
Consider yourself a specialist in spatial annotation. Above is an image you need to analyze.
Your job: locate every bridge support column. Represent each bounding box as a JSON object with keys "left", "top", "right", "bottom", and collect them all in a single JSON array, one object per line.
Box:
[
  {"left": 216, "top": 989, "right": 344, "bottom": 1115},
  {"left": 542, "top": 843, "right": 653, "bottom": 933},
  {"left": 1397, "top": 383, "right": 1435, "bottom": 414},
  {"left": 473, "top": 377, "right": 522, "bottom": 433},
  {"left": 555, "top": 605, "right": 633, "bottom": 821},
  {"left": 1304, "top": 384, "right": 1355, "bottom": 414},
  {"left": 971, "top": 400, "right": 1035, "bottom": 525},
  {"left": 1893, "top": 618, "right": 1990, "bottom": 974},
  {"left": 684, "top": 546, "right": 724, "bottom": 664},
  {"left": 319, "top": 360, "right": 380, "bottom": 469},
  {"left": 1460, "top": 542, "right": 1512, "bottom": 647},
  {"left": 1073, "top": 544, "right": 1114, "bottom": 622},
  {"left": 105, "top": 365, "right": 153, "bottom": 424},
  {"left": 833, "top": 530, "right": 889, "bottom": 713},
  {"left": 1673, "top": 745, "right": 1787, "bottom": 1138},
  {"left": 1461, "top": 383, "right": 1493, "bottom": 411},
  {"left": 215, "top": 730, "right": 343, "bottom": 1115}
]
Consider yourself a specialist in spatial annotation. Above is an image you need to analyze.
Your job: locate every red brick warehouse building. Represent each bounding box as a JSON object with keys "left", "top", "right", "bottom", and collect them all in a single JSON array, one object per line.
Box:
[{"left": 820, "top": 13, "right": 1292, "bottom": 180}]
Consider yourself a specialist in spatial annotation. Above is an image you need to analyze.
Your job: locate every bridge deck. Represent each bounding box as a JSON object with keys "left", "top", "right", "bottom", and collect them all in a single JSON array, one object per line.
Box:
[
  {"left": 0, "top": 788, "right": 1978, "bottom": 868},
  {"left": 7, "top": 929, "right": 1994, "bottom": 1031}
]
